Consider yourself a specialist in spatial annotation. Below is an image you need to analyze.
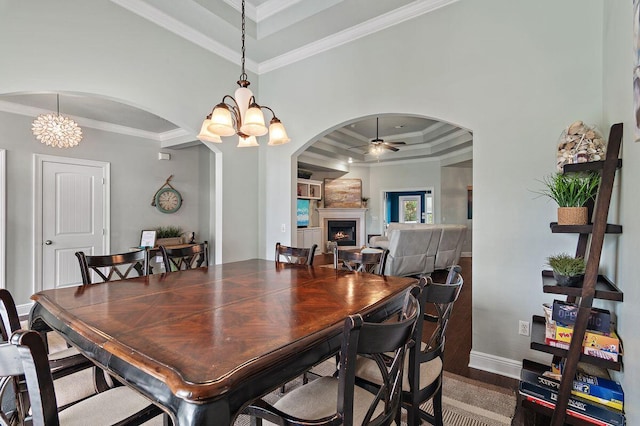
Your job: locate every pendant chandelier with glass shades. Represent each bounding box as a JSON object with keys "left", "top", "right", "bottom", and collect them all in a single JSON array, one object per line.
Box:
[
  {"left": 197, "top": 0, "right": 290, "bottom": 147},
  {"left": 31, "top": 94, "right": 83, "bottom": 148}
]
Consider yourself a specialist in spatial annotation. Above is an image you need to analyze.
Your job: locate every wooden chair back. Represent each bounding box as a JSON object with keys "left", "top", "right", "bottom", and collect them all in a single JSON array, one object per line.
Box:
[
  {"left": 0, "top": 330, "right": 60, "bottom": 426},
  {"left": 0, "top": 289, "right": 21, "bottom": 342},
  {"left": 75, "top": 249, "right": 149, "bottom": 285},
  {"left": 274, "top": 242, "right": 317, "bottom": 265},
  {"left": 405, "top": 265, "right": 463, "bottom": 425},
  {"left": 246, "top": 290, "right": 419, "bottom": 426},
  {"left": 333, "top": 247, "right": 389, "bottom": 274},
  {"left": 160, "top": 241, "right": 209, "bottom": 272}
]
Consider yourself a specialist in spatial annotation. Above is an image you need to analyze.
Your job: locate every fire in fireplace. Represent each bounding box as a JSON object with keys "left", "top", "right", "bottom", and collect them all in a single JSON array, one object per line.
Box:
[{"left": 327, "top": 220, "right": 357, "bottom": 246}]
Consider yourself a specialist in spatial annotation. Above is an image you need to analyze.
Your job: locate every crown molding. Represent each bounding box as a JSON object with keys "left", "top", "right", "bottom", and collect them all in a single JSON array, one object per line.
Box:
[
  {"left": 110, "top": 0, "right": 258, "bottom": 73},
  {"left": 0, "top": 100, "right": 192, "bottom": 143},
  {"left": 111, "top": 0, "right": 457, "bottom": 74},
  {"left": 259, "top": 0, "right": 459, "bottom": 73}
]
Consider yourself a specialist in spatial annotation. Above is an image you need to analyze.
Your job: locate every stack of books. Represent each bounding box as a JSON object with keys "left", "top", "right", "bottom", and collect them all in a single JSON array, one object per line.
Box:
[
  {"left": 520, "top": 360, "right": 625, "bottom": 425},
  {"left": 543, "top": 300, "right": 621, "bottom": 361}
]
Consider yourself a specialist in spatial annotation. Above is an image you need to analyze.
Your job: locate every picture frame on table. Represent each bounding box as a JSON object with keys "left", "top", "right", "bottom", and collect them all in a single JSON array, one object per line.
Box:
[{"left": 140, "top": 230, "right": 157, "bottom": 248}]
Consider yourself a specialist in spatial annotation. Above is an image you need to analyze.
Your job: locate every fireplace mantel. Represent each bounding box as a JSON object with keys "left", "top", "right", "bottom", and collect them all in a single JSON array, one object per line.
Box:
[{"left": 317, "top": 208, "right": 367, "bottom": 250}]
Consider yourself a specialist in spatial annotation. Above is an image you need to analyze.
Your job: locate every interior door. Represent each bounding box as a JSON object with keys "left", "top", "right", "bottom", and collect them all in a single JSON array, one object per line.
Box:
[{"left": 40, "top": 158, "right": 108, "bottom": 290}]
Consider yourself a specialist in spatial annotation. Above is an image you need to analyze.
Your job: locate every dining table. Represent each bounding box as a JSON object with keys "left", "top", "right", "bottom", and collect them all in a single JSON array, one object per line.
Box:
[{"left": 29, "top": 258, "right": 417, "bottom": 425}]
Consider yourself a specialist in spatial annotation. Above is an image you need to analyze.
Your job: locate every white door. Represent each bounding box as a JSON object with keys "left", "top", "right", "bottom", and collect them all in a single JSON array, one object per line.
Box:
[{"left": 37, "top": 156, "right": 109, "bottom": 290}]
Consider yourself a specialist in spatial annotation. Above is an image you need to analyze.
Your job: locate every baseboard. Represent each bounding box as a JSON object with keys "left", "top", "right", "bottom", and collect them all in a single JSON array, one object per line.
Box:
[
  {"left": 469, "top": 350, "right": 521, "bottom": 380},
  {"left": 17, "top": 302, "right": 33, "bottom": 320},
  {"left": 461, "top": 252, "right": 472, "bottom": 257}
]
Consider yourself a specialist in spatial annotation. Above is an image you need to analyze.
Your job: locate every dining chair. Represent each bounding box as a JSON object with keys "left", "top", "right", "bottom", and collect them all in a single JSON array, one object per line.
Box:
[
  {"left": 0, "top": 289, "right": 96, "bottom": 423},
  {"left": 354, "top": 266, "right": 463, "bottom": 426},
  {"left": 244, "top": 289, "right": 420, "bottom": 426},
  {"left": 275, "top": 242, "right": 317, "bottom": 265},
  {"left": 333, "top": 247, "right": 389, "bottom": 275},
  {"left": 160, "top": 241, "right": 209, "bottom": 272},
  {"left": 75, "top": 249, "right": 149, "bottom": 285},
  {"left": 0, "top": 329, "right": 164, "bottom": 426}
]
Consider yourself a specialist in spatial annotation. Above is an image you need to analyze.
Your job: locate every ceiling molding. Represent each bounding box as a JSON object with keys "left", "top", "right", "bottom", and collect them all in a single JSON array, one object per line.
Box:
[
  {"left": 110, "top": 0, "right": 259, "bottom": 73},
  {"left": 111, "top": 0, "right": 457, "bottom": 74},
  {"left": 0, "top": 100, "right": 189, "bottom": 143},
  {"left": 258, "top": 0, "right": 460, "bottom": 73}
]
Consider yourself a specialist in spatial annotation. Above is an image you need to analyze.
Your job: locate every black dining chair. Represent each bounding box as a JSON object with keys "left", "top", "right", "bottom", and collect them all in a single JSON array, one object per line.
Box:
[
  {"left": 355, "top": 266, "right": 463, "bottom": 426},
  {"left": 0, "top": 329, "right": 164, "bottom": 425},
  {"left": 160, "top": 241, "right": 209, "bottom": 272},
  {"left": 245, "top": 289, "right": 420, "bottom": 426},
  {"left": 275, "top": 242, "right": 317, "bottom": 265},
  {"left": 0, "top": 289, "right": 94, "bottom": 422},
  {"left": 75, "top": 249, "right": 149, "bottom": 285}
]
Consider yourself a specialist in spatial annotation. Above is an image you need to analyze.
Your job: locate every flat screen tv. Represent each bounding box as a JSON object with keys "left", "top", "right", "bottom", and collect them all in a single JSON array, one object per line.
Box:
[{"left": 297, "top": 199, "right": 310, "bottom": 228}]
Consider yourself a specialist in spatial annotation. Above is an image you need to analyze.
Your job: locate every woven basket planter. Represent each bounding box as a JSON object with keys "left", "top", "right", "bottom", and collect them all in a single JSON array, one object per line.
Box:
[{"left": 557, "top": 207, "right": 588, "bottom": 225}]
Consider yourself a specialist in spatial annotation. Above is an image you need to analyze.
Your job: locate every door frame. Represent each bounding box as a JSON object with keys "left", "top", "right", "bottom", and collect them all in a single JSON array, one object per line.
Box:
[
  {"left": 33, "top": 154, "right": 110, "bottom": 293},
  {"left": 0, "top": 149, "right": 5, "bottom": 290}
]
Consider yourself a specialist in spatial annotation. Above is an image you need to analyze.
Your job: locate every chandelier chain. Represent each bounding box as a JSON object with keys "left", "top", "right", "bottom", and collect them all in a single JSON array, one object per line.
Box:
[{"left": 239, "top": 0, "right": 247, "bottom": 82}]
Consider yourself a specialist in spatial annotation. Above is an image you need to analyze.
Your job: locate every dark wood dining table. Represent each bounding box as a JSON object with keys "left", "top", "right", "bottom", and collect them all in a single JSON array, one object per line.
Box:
[{"left": 29, "top": 259, "right": 417, "bottom": 425}]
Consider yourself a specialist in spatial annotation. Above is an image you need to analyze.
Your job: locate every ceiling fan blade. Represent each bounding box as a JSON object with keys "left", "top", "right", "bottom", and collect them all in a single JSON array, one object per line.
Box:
[
  {"left": 384, "top": 141, "right": 406, "bottom": 145},
  {"left": 382, "top": 145, "right": 400, "bottom": 152}
]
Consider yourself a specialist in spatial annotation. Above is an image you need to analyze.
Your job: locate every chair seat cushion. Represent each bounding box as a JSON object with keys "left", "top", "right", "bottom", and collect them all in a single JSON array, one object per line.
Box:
[
  {"left": 264, "top": 376, "right": 383, "bottom": 425},
  {"left": 354, "top": 342, "right": 442, "bottom": 392},
  {"left": 59, "top": 386, "right": 159, "bottom": 426},
  {"left": 47, "top": 346, "right": 80, "bottom": 361}
]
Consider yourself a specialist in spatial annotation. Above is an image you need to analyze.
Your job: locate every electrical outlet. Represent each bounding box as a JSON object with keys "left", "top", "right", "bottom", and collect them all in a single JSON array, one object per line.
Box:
[{"left": 519, "top": 320, "right": 530, "bottom": 336}]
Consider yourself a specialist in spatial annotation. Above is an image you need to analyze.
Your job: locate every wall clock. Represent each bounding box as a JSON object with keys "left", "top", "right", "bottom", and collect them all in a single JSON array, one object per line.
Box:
[{"left": 152, "top": 175, "right": 183, "bottom": 214}]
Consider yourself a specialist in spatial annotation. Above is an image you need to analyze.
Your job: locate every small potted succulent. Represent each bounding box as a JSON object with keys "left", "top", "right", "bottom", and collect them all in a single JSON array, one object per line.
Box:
[
  {"left": 546, "top": 253, "right": 586, "bottom": 287},
  {"left": 535, "top": 172, "right": 600, "bottom": 225},
  {"left": 361, "top": 197, "right": 369, "bottom": 208}
]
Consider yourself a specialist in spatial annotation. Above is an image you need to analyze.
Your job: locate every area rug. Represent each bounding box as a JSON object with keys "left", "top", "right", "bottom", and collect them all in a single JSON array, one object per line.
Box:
[{"left": 234, "top": 362, "right": 516, "bottom": 426}]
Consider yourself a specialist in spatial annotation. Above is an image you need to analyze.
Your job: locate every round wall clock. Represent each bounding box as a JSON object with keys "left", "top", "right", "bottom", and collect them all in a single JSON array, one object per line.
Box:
[{"left": 155, "top": 187, "right": 182, "bottom": 214}]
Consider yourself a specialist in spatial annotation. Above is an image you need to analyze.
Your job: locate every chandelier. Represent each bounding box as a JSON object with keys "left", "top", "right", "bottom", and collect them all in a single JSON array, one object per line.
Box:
[
  {"left": 197, "top": 0, "right": 290, "bottom": 147},
  {"left": 31, "top": 94, "right": 83, "bottom": 148}
]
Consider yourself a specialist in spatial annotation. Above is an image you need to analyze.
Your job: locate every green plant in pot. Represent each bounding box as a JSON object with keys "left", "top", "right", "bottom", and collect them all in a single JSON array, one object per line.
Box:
[
  {"left": 156, "top": 226, "right": 183, "bottom": 246},
  {"left": 546, "top": 253, "right": 586, "bottom": 287},
  {"left": 535, "top": 172, "right": 600, "bottom": 225}
]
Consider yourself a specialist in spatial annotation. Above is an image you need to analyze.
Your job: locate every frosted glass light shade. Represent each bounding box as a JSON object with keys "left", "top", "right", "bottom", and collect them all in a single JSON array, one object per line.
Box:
[
  {"left": 234, "top": 86, "right": 253, "bottom": 122},
  {"left": 197, "top": 118, "right": 222, "bottom": 143},
  {"left": 240, "top": 106, "right": 268, "bottom": 136},
  {"left": 209, "top": 104, "right": 236, "bottom": 136},
  {"left": 237, "top": 135, "right": 259, "bottom": 147},
  {"left": 32, "top": 113, "right": 83, "bottom": 148},
  {"left": 267, "top": 119, "right": 290, "bottom": 145}
]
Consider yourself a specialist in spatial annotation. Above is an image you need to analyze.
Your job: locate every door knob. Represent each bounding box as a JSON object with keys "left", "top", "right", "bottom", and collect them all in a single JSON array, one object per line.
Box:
[{"left": 44, "top": 240, "right": 52, "bottom": 245}]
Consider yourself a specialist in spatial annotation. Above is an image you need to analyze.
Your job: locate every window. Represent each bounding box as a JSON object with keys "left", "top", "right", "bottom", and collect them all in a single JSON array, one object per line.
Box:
[{"left": 399, "top": 196, "right": 420, "bottom": 223}]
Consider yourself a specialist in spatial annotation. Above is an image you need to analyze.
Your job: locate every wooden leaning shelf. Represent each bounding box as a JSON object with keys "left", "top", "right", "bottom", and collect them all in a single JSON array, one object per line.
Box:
[{"left": 521, "top": 123, "right": 625, "bottom": 425}]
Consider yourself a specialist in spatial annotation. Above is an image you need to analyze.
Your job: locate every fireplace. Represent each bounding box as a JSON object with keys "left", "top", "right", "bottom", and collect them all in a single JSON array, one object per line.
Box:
[
  {"left": 317, "top": 208, "right": 367, "bottom": 251},
  {"left": 327, "top": 220, "right": 357, "bottom": 246}
]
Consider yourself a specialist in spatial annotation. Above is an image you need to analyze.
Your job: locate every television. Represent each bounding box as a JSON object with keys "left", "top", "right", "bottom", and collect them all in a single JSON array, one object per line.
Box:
[{"left": 297, "top": 199, "right": 310, "bottom": 228}]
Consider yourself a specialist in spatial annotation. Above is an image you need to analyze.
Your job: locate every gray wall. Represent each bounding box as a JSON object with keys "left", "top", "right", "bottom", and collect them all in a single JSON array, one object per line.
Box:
[
  {"left": 441, "top": 165, "right": 472, "bottom": 253},
  {"left": 3, "top": 0, "right": 640, "bottom": 420},
  {"left": 0, "top": 111, "right": 206, "bottom": 304}
]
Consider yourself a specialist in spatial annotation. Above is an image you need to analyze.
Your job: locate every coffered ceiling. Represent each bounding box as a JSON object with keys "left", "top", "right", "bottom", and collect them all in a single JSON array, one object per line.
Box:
[{"left": 0, "top": 0, "right": 472, "bottom": 167}]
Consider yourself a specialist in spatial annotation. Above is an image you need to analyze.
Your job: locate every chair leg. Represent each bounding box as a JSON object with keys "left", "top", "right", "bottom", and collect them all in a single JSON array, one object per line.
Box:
[{"left": 433, "top": 387, "right": 444, "bottom": 426}]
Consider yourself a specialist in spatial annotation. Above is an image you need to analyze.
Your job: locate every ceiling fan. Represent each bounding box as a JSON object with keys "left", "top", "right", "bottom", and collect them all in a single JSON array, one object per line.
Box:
[{"left": 357, "top": 117, "right": 406, "bottom": 153}]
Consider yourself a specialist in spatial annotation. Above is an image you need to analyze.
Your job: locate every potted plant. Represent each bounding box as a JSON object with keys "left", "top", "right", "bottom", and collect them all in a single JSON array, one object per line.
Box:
[
  {"left": 361, "top": 197, "right": 369, "bottom": 208},
  {"left": 546, "top": 253, "right": 586, "bottom": 287},
  {"left": 156, "top": 226, "right": 183, "bottom": 246},
  {"left": 535, "top": 172, "right": 600, "bottom": 225}
]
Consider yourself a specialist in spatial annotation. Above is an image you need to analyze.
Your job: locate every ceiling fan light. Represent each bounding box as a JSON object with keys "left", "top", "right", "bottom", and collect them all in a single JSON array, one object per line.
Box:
[
  {"left": 208, "top": 104, "right": 236, "bottom": 136},
  {"left": 267, "top": 118, "right": 290, "bottom": 145},
  {"left": 197, "top": 117, "right": 222, "bottom": 143},
  {"left": 240, "top": 105, "right": 268, "bottom": 136},
  {"left": 237, "top": 134, "right": 259, "bottom": 147}
]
